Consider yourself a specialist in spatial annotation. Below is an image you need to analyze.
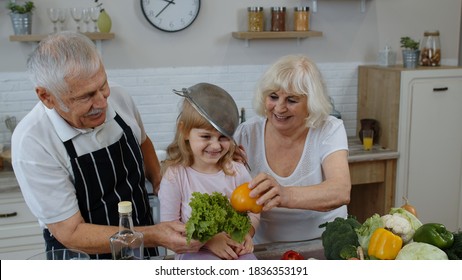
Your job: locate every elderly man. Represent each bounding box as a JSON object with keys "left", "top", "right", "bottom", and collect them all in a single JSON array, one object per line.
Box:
[{"left": 12, "top": 31, "right": 201, "bottom": 259}]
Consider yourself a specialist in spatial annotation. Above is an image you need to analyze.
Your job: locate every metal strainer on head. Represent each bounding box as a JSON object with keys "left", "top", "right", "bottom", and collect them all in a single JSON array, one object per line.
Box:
[{"left": 173, "top": 83, "right": 250, "bottom": 171}]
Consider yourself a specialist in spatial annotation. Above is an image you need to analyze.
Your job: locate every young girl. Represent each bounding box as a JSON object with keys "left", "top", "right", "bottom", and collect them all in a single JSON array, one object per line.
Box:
[{"left": 158, "top": 84, "right": 259, "bottom": 260}]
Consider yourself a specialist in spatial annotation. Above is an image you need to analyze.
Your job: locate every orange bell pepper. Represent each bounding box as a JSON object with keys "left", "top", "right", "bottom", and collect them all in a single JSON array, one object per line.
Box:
[{"left": 368, "top": 228, "right": 403, "bottom": 260}]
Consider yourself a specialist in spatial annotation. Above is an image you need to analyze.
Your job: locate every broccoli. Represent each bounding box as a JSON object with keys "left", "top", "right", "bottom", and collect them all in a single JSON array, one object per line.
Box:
[
  {"left": 443, "top": 231, "right": 462, "bottom": 260},
  {"left": 319, "top": 216, "right": 361, "bottom": 260}
]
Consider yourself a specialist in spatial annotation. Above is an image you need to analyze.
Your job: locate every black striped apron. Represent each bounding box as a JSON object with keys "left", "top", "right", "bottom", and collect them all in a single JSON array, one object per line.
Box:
[{"left": 44, "top": 113, "right": 158, "bottom": 259}]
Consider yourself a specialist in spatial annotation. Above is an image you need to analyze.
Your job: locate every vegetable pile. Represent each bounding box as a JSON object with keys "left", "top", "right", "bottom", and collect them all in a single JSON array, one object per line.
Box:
[
  {"left": 319, "top": 204, "right": 462, "bottom": 260},
  {"left": 185, "top": 192, "right": 251, "bottom": 243}
]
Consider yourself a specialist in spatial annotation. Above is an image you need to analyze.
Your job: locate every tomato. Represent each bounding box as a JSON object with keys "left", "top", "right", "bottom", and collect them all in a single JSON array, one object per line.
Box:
[
  {"left": 281, "top": 250, "right": 304, "bottom": 260},
  {"left": 230, "top": 182, "right": 263, "bottom": 214}
]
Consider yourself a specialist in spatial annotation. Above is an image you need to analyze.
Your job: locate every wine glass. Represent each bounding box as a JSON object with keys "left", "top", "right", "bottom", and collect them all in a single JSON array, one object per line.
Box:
[
  {"left": 70, "top": 7, "right": 83, "bottom": 32},
  {"left": 47, "top": 8, "right": 60, "bottom": 33},
  {"left": 89, "top": 7, "right": 100, "bottom": 32},
  {"left": 82, "top": 8, "right": 91, "bottom": 32},
  {"left": 58, "top": 8, "right": 67, "bottom": 31}
]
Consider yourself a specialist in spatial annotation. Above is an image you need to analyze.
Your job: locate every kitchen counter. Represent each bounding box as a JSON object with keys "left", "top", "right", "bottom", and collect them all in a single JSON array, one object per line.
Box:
[
  {"left": 347, "top": 137, "right": 399, "bottom": 222},
  {"left": 159, "top": 238, "right": 325, "bottom": 260},
  {"left": 254, "top": 238, "right": 325, "bottom": 260},
  {"left": 0, "top": 170, "right": 19, "bottom": 193},
  {"left": 347, "top": 137, "right": 399, "bottom": 162}
]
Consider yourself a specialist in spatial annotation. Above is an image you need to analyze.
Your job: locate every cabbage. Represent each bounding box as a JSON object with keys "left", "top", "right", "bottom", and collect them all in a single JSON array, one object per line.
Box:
[
  {"left": 395, "top": 242, "right": 448, "bottom": 260},
  {"left": 355, "top": 213, "right": 384, "bottom": 252}
]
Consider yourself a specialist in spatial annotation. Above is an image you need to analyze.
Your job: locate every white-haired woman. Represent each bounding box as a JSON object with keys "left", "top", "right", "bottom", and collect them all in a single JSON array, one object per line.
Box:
[{"left": 234, "top": 54, "right": 351, "bottom": 244}]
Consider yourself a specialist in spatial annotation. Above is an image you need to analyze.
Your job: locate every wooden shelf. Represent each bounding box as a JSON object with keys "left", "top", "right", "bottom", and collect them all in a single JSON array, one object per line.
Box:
[
  {"left": 232, "top": 30, "right": 322, "bottom": 40},
  {"left": 9, "top": 32, "right": 115, "bottom": 42}
]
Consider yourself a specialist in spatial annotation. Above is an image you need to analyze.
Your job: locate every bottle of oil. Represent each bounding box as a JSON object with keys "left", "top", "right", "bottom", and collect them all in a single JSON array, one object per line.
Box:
[{"left": 110, "top": 201, "right": 144, "bottom": 260}]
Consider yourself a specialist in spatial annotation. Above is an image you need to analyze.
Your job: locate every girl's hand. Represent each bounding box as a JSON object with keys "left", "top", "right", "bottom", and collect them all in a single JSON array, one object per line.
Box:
[
  {"left": 234, "top": 233, "right": 254, "bottom": 256},
  {"left": 203, "top": 232, "right": 242, "bottom": 260},
  {"left": 249, "top": 172, "right": 284, "bottom": 211}
]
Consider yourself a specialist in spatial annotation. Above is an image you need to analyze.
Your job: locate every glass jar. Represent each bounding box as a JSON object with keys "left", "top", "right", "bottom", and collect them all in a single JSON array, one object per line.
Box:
[
  {"left": 420, "top": 30, "right": 441, "bottom": 66},
  {"left": 271, "top": 7, "right": 286, "bottom": 32},
  {"left": 294, "top": 7, "right": 310, "bottom": 31},
  {"left": 247, "top": 7, "right": 264, "bottom": 32}
]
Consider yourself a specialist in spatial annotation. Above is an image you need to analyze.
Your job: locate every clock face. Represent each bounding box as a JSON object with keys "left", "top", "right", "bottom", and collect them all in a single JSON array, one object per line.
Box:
[{"left": 141, "top": 0, "right": 201, "bottom": 32}]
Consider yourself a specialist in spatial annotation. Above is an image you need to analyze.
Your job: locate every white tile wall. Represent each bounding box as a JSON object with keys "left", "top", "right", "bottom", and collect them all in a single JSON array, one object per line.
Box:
[{"left": 0, "top": 63, "right": 360, "bottom": 151}]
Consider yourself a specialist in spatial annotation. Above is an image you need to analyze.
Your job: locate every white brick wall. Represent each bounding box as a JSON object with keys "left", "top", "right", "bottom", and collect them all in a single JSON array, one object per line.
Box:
[{"left": 0, "top": 63, "right": 359, "bottom": 151}]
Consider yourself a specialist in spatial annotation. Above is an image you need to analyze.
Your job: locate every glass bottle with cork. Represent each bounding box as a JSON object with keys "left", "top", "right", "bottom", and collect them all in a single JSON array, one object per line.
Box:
[
  {"left": 420, "top": 30, "right": 441, "bottom": 66},
  {"left": 110, "top": 201, "right": 144, "bottom": 260}
]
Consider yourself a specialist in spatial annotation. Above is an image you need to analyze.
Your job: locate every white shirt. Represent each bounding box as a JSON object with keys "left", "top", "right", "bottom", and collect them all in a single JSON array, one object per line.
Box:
[
  {"left": 234, "top": 115, "right": 349, "bottom": 244},
  {"left": 12, "top": 85, "right": 146, "bottom": 228}
]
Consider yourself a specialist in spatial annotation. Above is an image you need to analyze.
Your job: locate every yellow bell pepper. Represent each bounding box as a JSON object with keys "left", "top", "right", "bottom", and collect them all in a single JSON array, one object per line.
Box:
[{"left": 368, "top": 228, "right": 403, "bottom": 260}]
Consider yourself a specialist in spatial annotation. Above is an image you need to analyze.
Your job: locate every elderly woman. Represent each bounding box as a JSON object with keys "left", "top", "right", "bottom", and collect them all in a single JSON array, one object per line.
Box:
[{"left": 234, "top": 54, "right": 351, "bottom": 244}]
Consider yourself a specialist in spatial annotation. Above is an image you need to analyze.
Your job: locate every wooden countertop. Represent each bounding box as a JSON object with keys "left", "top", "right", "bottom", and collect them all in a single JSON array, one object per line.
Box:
[
  {"left": 348, "top": 137, "right": 399, "bottom": 163},
  {"left": 159, "top": 238, "right": 325, "bottom": 260},
  {"left": 0, "top": 170, "right": 19, "bottom": 193}
]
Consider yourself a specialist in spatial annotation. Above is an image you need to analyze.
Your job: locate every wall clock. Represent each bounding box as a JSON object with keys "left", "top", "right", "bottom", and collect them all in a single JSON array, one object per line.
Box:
[{"left": 141, "top": 0, "right": 201, "bottom": 32}]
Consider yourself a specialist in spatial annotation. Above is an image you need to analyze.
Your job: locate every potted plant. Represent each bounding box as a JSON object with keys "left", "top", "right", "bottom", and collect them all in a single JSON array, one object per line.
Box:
[
  {"left": 7, "top": 1, "right": 35, "bottom": 35},
  {"left": 400, "top": 36, "right": 420, "bottom": 68}
]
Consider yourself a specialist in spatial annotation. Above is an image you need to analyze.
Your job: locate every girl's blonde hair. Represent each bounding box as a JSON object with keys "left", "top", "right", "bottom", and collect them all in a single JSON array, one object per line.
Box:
[{"left": 161, "top": 100, "right": 236, "bottom": 175}]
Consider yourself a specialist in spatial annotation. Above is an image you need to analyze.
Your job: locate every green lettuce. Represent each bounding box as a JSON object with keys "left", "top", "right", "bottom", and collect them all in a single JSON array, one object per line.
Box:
[
  {"left": 185, "top": 192, "right": 251, "bottom": 243},
  {"left": 355, "top": 213, "right": 384, "bottom": 252}
]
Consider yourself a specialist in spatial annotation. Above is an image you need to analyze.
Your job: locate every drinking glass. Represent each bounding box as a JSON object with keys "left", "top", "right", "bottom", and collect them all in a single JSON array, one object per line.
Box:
[
  {"left": 362, "top": 129, "right": 374, "bottom": 151},
  {"left": 82, "top": 8, "right": 91, "bottom": 32},
  {"left": 70, "top": 7, "right": 83, "bottom": 32},
  {"left": 47, "top": 8, "right": 60, "bottom": 33},
  {"left": 90, "top": 7, "right": 100, "bottom": 32},
  {"left": 58, "top": 8, "right": 67, "bottom": 31}
]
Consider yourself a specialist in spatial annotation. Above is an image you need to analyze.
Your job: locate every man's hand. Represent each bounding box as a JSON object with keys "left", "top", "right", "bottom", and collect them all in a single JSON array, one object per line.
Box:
[{"left": 154, "top": 221, "right": 202, "bottom": 253}]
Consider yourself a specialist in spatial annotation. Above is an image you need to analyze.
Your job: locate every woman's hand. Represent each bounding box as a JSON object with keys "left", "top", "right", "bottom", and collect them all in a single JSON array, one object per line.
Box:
[
  {"left": 249, "top": 172, "right": 284, "bottom": 211},
  {"left": 204, "top": 232, "right": 242, "bottom": 260}
]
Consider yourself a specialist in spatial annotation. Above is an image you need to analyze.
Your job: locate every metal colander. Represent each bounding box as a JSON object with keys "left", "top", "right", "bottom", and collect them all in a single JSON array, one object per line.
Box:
[
  {"left": 173, "top": 83, "right": 250, "bottom": 171},
  {"left": 173, "top": 83, "right": 239, "bottom": 139}
]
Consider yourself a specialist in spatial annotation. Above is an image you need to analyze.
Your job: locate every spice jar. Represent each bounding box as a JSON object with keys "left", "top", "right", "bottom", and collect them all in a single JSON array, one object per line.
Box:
[
  {"left": 271, "top": 7, "right": 286, "bottom": 32},
  {"left": 294, "top": 7, "right": 310, "bottom": 31},
  {"left": 248, "top": 7, "right": 264, "bottom": 32},
  {"left": 420, "top": 30, "right": 441, "bottom": 66}
]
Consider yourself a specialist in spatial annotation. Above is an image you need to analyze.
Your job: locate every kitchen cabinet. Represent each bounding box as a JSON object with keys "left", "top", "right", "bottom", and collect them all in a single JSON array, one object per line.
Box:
[
  {"left": 347, "top": 138, "right": 398, "bottom": 223},
  {"left": 357, "top": 65, "right": 462, "bottom": 232},
  {"left": 0, "top": 190, "right": 44, "bottom": 260}
]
